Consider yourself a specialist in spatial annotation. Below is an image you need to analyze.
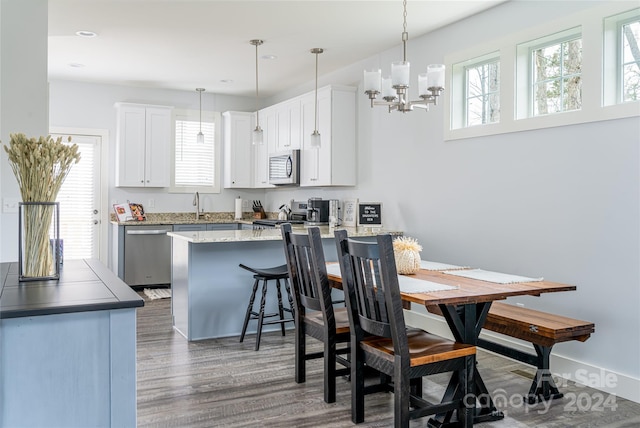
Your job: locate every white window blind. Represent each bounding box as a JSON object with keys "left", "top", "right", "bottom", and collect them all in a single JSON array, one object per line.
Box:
[
  {"left": 174, "top": 119, "right": 215, "bottom": 187},
  {"left": 56, "top": 138, "right": 96, "bottom": 260}
]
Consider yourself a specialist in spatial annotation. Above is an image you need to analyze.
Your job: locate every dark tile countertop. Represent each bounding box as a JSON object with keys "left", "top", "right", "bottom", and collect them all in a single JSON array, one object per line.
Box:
[{"left": 0, "top": 259, "right": 144, "bottom": 319}]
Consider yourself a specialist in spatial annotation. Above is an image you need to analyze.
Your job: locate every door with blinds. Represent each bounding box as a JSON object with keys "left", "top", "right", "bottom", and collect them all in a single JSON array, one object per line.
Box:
[{"left": 51, "top": 133, "right": 102, "bottom": 260}]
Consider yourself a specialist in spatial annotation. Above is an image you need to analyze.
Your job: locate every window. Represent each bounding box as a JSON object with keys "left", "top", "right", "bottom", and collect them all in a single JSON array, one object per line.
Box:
[
  {"left": 604, "top": 9, "right": 640, "bottom": 106},
  {"left": 445, "top": 4, "right": 638, "bottom": 141},
  {"left": 450, "top": 51, "right": 500, "bottom": 130},
  {"left": 621, "top": 19, "right": 640, "bottom": 102},
  {"left": 466, "top": 59, "right": 500, "bottom": 126},
  {"left": 171, "top": 111, "right": 221, "bottom": 193},
  {"left": 515, "top": 26, "right": 582, "bottom": 119},
  {"left": 531, "top": 36, "right": 582, "bottom": 116}
]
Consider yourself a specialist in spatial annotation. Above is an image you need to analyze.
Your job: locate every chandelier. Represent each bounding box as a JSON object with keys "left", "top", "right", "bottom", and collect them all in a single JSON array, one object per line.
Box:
[{"left": 363, "top": 0, "right": 445, "bottom": 113}]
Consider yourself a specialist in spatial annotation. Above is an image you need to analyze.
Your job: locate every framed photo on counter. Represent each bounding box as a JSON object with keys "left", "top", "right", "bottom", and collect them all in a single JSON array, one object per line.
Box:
[
  {"left": 342, "top": 198, "right": 358, "bottom": 226},
  {"left": 357, "top": 202, "right": 382, "bottom": 227}
]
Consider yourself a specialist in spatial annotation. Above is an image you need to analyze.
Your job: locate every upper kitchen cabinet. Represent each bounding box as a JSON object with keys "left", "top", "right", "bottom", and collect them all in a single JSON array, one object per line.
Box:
[
  {"left": 223, "top": 111, "right": 254, "bottom": 188},
  {"left": 115, "top": 103, "right": 172, "bottom": 187},
  {"left": 300, "top": 85, "right": 356, "bottom": 187},
  {"left": 254, "top": 107, "right": 276, "bottom": 188},
  {"left": 275, "top": 98, "right": 302, "bottom": 151}
]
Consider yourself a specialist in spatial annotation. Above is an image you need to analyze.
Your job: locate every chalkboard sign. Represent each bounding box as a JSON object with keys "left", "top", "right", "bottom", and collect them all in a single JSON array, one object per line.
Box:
[{"left": 357, "top": 203, "right": 382, "bottom": 226}]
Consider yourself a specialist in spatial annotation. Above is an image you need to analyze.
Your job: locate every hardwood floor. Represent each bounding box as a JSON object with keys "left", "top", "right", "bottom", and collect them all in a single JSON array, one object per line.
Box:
[{"left": 136, "top": 294, "right": 640, "bottom": 427}]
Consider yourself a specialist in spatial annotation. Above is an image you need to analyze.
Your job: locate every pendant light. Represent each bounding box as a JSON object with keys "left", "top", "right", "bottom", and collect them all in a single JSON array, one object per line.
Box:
[
  {"left": 310, "top": 48, "right": 323, "bottom": 148},
  {"left": 250, "top": 39, "right": 264, "bottom": 145},
  {"left": 196, "top": 88, "right": 205, "bottom": 144}
]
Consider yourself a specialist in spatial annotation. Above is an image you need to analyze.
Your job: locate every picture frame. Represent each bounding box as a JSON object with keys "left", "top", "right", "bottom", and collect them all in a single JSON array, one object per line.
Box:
[
  {"left": 357, "top": 202, "right": 382, "bottom": 227},
  {"left": 342, "top": 198, "right": 358, "bottom": 226}
]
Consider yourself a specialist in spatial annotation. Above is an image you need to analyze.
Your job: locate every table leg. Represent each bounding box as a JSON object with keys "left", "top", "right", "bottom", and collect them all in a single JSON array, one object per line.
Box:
[{"left": 430, "top": 302, "right": 504, "bottom": 426}]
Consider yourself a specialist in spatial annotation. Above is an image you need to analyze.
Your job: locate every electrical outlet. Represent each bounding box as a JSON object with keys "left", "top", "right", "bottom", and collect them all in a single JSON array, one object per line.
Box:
[
  {"left": 2, "top": 197, "right": 19, "bottom": 213},
  {"left": 242, "top": 200, "right": 249, "bottom": 209},
  {"left": 148, "top": 199, "right": 155, "bottom": 208}
]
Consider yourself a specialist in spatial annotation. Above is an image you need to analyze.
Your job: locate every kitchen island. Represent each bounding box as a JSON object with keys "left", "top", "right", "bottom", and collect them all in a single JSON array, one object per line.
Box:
[
  {"left": 0, "top": 259, "right": 144, "bottom": 428},
  {"left": 168, "top": 226, "right": 401, "bottom": 341}
]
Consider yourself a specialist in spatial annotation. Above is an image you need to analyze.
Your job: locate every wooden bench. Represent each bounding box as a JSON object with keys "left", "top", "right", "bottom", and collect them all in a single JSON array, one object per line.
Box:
[{"left": 427, "top": 302, "right": 595, "bottom": 404}]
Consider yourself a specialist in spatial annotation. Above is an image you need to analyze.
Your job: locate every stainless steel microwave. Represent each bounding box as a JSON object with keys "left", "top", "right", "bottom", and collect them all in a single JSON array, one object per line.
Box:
[{"left": 269, "top": 150, "right": 299, "bottom": 185}]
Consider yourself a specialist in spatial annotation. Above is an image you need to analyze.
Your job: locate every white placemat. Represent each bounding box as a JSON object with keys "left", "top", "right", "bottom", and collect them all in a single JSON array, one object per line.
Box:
[
  {"left": 397, "top": 276, "right": 458, "bottom": 293},
  {"left": 420, "top": 260, "right": 469, "bottom": 271},
  {"left": 325, "top": 263, "right": 342, "bottom": 277},
  {"left": 325, "top": 263, "right": 457, "bottom": 293},
  {"left": 442, "top": 268, "right": 543, "bottom": 284}
]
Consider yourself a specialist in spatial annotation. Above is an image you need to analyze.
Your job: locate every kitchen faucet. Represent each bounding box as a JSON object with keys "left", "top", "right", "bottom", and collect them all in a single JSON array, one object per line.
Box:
[{"left": 193, "top": 191, "right": 202, "bottom": 220}]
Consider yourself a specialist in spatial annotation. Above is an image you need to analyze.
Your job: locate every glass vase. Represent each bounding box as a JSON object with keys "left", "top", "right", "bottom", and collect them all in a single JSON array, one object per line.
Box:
[{"left": 18, "top": 202, "right": 60, "bottom": 281}]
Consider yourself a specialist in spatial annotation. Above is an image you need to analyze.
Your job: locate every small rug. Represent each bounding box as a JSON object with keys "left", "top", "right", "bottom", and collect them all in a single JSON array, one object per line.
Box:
[{"left": 143, "top": 288, "right": 171, "bottom": 300}]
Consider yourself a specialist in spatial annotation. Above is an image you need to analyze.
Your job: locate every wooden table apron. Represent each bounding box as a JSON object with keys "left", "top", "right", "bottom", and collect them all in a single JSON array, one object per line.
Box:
[{"left": 328, "top": 268, "right": 576, "bottom": 423}]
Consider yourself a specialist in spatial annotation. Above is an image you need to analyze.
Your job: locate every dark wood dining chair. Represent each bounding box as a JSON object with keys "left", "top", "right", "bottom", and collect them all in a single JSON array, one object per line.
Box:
[
  {"left": 281, "top": 223, "right": 351, "bottom": 403},
  {"left": 334, "top": 230, "right": 476, "bottom": 428}
]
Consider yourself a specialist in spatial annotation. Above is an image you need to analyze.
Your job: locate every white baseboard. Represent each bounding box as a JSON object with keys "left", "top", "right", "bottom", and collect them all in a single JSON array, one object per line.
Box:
[{"left": 403, "top": 310, "right": 640, "bottom": 404}]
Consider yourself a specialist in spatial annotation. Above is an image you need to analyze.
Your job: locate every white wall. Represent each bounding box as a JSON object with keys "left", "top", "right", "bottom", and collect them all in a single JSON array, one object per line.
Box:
[
  {"left": 1, "top": 0, "right": 638, "bottom": 402},
  {"left": 0, "top": 0, "right": 49, "bottom": 262},
  {"left": 274, "top": 0, "right": 640, "bottom": 402},
  {"left": 387, "top": 1, "right": 639, "bottom": 400}
]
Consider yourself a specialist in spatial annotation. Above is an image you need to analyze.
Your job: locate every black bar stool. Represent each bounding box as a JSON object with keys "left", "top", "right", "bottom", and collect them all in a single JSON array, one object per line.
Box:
[{"left": 239, "top": 263, "right": 295, "bottom": 351}]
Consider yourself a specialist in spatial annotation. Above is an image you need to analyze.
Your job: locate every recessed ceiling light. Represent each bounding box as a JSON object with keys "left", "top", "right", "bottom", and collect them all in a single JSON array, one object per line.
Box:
[
  {"left": 220, "top": 79, "right": 234, "bottom": 84},
  {"left": 261, "top": 55, "right": 277, "bottom": 60},
  {"left": 69, "top": 63, "right": 85, "bottom": 68},
  {"left": 75, "top": 30, "right": 97, "bottom": 38}
]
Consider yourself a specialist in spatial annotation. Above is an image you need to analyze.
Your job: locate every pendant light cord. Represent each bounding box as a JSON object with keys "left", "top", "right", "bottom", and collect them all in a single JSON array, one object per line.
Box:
[
  {"left": 250, "top": 39, "right": 264, "bottom": 128},
  {"left": 255, "top": 41, "right": 260, "bottom": 124},
  {"left": 402, "top": 0, "right": 408, "bottom": 63},
  {"left": 314, "top": 51, "right": 319, "bottom": 132}
]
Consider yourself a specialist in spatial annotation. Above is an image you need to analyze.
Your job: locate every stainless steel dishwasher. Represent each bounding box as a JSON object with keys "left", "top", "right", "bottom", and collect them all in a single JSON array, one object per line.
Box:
[{"left": 124, "top": 225, "right": 172, "bottom": 286}]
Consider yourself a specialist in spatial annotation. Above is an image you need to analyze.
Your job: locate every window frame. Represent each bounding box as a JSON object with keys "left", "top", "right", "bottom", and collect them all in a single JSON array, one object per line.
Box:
[
  {"left": 517, "top": 26, "right": 583, "bottom": 119},
  {"left": 603, "top": 9, "right": 640, "bottom": 106},
  {"left": 450, "top": 51, "right": 501, "bottom": 130},
  {"left": 169, "top": 109, "right": 222, "bottom": 194},
  {"left": 464, "top": 57, "right": 501, "bottom": 127},
  {"left": 443, "top": 2, "right": 639, "bottom": 142}
]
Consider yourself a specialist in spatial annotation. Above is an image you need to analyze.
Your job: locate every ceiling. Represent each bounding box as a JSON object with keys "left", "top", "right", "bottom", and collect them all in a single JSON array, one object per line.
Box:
[{"left": 48, "top": 0, "right": 505, "bottom": 98}]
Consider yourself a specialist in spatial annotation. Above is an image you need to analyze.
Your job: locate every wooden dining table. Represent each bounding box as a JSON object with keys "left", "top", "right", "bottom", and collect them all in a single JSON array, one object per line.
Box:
[{"left": 327, "top": 266, "right": 577, "bottom": 425}]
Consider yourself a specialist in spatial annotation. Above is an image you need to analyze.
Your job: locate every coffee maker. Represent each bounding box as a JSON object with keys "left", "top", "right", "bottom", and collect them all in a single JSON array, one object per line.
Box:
[{"left": 306, "top": 198, "right": 330, "bottom": 225}]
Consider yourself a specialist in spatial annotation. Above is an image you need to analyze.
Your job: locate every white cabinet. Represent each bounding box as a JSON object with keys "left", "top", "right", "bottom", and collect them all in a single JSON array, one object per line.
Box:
[
  {"left": 253, "top": 107, "right": 276, "bottom": 188},
  {"left": 275, "top": 99, "right": 302, "bottom": 151},
  {"left": 300, "top": 86, "right": 356, "bottom": 187},
  {"left": 115, "top": 103, "right": 172, "bottom": 187},
  {"left": 223, "top": 111, "right": 254, "bottom": 188}
]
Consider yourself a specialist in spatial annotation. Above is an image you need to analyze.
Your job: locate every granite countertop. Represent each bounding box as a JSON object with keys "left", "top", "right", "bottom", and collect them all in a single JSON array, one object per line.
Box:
[
  {"left": 0, "top": 259, "right": 144, "bottom": 319},
  {"left": 110, "top": 212, "right": 265, "bottom": 226},
  {"left": 168, "top": 225, "right": 402, "bottom": 243}
]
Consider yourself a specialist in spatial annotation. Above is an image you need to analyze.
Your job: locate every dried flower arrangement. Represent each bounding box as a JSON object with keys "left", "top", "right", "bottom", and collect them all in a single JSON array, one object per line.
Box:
[
  {"left": 393, "top": 236, "right": 422, "bottom": 275},
  {"left": 4, "top": 133, "right": 80, "bottom": 278}
]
